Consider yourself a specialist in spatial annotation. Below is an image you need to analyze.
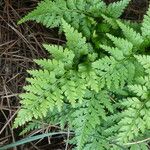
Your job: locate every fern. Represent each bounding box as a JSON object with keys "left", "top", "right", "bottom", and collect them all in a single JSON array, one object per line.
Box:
[
  {"left": 71, "top": 90, "right": 113, "bottom": 150},
  {"left": 20, "top": 121, "right": 42, "bottom": 135},
  {"left": 142, "top": 5, "right": 150, "bottom": 39},
  {"left": 18, "top": 0, "right": 130, "bottom": 38},
  {"left": 93, "top": 30, "right": 136, "bottom": 89},
  {"left": 116, "top": 55, "right": 150, "bottom": 144},
  {"left": 117, "top": 20, "right": 144, "bottom": 48},
  {"left": 105, "top": 0, "right": 131, "bottom": 18},
  {"left": 101, "top": 55, "right": 150, "bottom": 148},
  {"left": 12, "top": 0, "right": 150, "bottom": 150}
]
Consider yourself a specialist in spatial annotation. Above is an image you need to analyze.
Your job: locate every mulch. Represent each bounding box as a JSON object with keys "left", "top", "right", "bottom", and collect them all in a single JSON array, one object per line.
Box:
[{"left": 0, "top": 0, "right": 149, "bottom": 149}]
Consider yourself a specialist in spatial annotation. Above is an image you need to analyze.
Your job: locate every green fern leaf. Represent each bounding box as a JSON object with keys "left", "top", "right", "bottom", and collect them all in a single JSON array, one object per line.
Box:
[
  {"left": 20, "top": 121, "right": 41, "bottom": 135},
  {"left": 117, "top": 20, "right": 143, "bottom": 48},
  {"left": 42, "top": 44, "right": 75, "bottom": 68},
  {"left": 72, "top": 90, "right": 113, "bottom": 150},
  {"left": 130, "top": 143, "right": 149, "bottom": 150},
  {"left": 106, "top": 0, "right": 131, "bottom": 18},
  {"left": 93, "top": 56, "right": 135, "bottom": 89},
  {"left": 106, "top": 33, "right": 133, "bottom": 56},
  {"left": 134, "top": 55, "right": 150, "bottom": 74},
  {"left": 141, "top": 5, "right": 150, "bottom": 38},
  {"left": 62, "top": 19, "right": 88, "bottom": 57},
  {"left": 117, "top": 77, "right": 150, "bottom": 143}
]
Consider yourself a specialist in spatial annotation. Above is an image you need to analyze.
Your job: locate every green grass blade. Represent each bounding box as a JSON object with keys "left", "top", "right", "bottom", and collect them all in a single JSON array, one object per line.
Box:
[{"left": 0, "top": 132, "right": 73, "bottom": 150}]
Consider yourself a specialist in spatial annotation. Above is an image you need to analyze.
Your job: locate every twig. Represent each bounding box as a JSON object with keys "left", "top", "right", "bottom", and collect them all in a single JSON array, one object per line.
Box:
[
  {"left": 65, "top": 127, "right": 70, "bottom": 150},
  {"left": 123, "top": 137, "right": 150, "bottom": 146}
]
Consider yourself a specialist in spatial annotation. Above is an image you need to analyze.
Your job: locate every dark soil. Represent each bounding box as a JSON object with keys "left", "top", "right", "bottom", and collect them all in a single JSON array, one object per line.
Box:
[{"left": 0, "top": 0, "right": 149, "bottom": 149}]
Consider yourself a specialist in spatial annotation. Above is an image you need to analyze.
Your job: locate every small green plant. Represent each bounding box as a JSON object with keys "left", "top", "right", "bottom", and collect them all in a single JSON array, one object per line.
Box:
[{"left": 13, "top": 0, "right": 150, "bottom": 149}]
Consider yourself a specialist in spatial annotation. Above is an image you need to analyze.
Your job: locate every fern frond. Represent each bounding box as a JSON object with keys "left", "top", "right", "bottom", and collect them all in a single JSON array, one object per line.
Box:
[
  {"left": 61, "top": 75, "right": 86, "bottom": 106},
  {"left": 117, "top": 21, "right": 143, "bottom": 48},
  {"left": 128, "top": 85, "right": 148, "bottom": 99},
  {"left": 106, "top": 33, "right": 133, "bottom": 56},
  {"left": 72, "top": 90, "right": 113, "bottom": 150},
  {"left": 18, "top": 0, "right": 63, "bottom": 27},
  {"left": 130, "top": 143, "right": 149, "bottom": 150},
  {"left": 106, "top": 0, "right": 131, "bottom": 18},
  {"left": 78, "top": 64, "right": 99, "bottom": 92},
  {"left": 118, "top": 96, "right": 150, "bottom": 143},
  {"left": 18, "top": 0, "right": 132, "bottom": 38},
  {"left": 95, "top": 30, "right": 138, "bottom": 90},
  {"left": 101, "top": 14, "right": 118, "bottom": 29},
  {"left": 18, "top": 0, "right": 62, "bottom": 27},
  {"left": 18, "top": 0, "right": 96, "bottom": 37},
  {"left": 134, "top": 55, "right": 150, "bottom": 74},
  {"left": 88, "top": 0, "right": 106, "bottom": 17},
  {"left": 116, "top": 67, "right": 150, "bottom": 144},
  {"left": 141, "top": 5, "right": 150, "bottom": 38},
  {"left": 93, "top": 55, "right": 135, "bottom": 89},
  {"left": 62, "top": 19, "right": 88, "bottom": 57},
  {"left": 42, "top": 44, "right": 75, "bottom": 68},
  {"left": 136, "top": 76, "right": 150, "bottom": 87},
  {"left": 100, "top": 45, "right": 125, "bottom": 60},
  {"left": 20, "top": 121, "right": 41, "bottom": 135}
]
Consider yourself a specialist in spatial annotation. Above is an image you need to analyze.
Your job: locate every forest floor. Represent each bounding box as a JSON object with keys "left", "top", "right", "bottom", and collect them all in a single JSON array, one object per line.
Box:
[{"left": 0, "top": 0, "right": 149, "bottom": 150}]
